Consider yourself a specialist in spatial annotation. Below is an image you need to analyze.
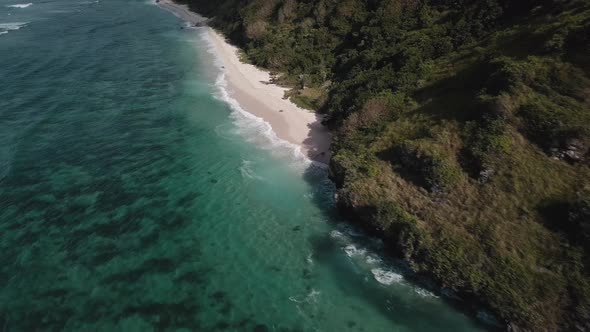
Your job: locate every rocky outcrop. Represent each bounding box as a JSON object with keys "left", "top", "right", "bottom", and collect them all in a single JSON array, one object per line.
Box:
[{"left": 551, "top": 139, "right": 588, "bottom": 163}]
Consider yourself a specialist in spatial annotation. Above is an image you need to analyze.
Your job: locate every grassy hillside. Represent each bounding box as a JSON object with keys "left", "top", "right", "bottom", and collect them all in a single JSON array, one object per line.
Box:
[{"left": 181, "top": 0, "right": 590, "bottom": 330}]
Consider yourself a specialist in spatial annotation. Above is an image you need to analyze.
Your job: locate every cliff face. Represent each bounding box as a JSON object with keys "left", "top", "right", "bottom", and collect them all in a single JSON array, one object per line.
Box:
[{"left": 183, "top": 0, "right": 590, "bottom": 330}]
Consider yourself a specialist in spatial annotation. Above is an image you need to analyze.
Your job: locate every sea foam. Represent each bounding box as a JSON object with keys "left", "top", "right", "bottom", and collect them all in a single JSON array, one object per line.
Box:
[
  {"left": 6, "top": 3, "right": 32, "bottom": 8},
  {"left": 198, "top": 30, "right": 327, "bottom": 172},
  {"left": 0, "top": 22, "right": 28, "bottom": 30},
  {"left": 0, "top": 22, "right": 28, "bottom": 36},
  {"left": 239, "top": 160, "right": 264, "bottom": 181},
  {"left": 330, "top": 223, "right": 439, "bottom": 297},
  {"left": 371, "top": 268, "right": 404, "bottom": 285},
  {"left": 344, "top": 244, "right": 366, "bottom": 258},
  {"left": 414, "top": 287, "right": 439, "bottom": 298}
]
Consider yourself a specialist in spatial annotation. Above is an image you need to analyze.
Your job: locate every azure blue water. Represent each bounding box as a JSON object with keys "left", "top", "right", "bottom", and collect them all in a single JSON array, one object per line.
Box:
[{"left": 0, "top": 0, "right": 491, "bottom": 331}]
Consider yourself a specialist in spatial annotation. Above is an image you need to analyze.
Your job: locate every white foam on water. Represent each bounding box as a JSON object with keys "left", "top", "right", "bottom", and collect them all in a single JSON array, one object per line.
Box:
[
  {"left": 289, "top": 289, "right": 321, "bottom": 307},
  {"left": 333, "top": 228, "right": 401, "bottom": 286},
  {"left": 329, "top": 230, "right": 347, "bottom": 241},
  {"left": 239, "top": 160, "right": 264, "bottom": 181},
  {"left": 0, "top": 22, "right": 28, "bottom": 30},
  {"left": 213, "top": 123, "right": 238, "bottom": 141},
  {"left": 344, "top": 244, "right": 366, "bottom": 258},
  {"left": 332, "top": 223, "right": 438, "bottom": 297},
  {"left": 371, "top": 268, "right": 404, "bottom": 285},
  {"left": 306, "top": 289, "right": 321, "bottom": 304},
  {"left": 414, "top": 287, "right": 439, "bottom": 298},
  {"left": 197, "top": 30, "right": 326, "bottom": 172},
  {"left": 0, "top": 22, "right": 28, "bottom": 36},
  {"left": 6, "top": 3, "right": 32, "bottom": 8},
  {"left": 365, "top": 254, "right": 382, "bottom": 265}
]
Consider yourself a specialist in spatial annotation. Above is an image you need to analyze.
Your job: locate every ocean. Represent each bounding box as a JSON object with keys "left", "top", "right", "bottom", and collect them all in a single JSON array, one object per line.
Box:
[{"left": 0, "top": 0, "right": 490, "bottom": 331}]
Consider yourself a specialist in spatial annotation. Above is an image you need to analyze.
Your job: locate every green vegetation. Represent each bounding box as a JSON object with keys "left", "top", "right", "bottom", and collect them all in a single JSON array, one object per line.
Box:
[
  {"left": 284, "top": 87, "right": 326, "bottom": 110},
  {"left": 181, "top": 0, "right": 590, "bottom": 330}
]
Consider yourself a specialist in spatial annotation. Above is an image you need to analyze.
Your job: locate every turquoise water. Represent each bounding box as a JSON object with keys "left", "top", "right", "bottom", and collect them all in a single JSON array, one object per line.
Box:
[{"left": 0, "top": 1, "right": 490, "bottom": 331}]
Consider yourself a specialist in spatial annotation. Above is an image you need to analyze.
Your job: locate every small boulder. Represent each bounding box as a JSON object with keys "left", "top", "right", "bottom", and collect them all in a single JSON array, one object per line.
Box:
[{"left": 478, "top": 168, "right": 495, "bottom": 184}]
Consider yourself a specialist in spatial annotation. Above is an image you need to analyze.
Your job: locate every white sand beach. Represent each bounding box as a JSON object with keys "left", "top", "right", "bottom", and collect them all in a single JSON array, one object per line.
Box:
[{"left": 157, "top": 0, "right": 332, "bottom": 164}]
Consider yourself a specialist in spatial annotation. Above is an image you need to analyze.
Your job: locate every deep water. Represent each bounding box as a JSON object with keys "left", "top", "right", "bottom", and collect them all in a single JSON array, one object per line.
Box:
[{"left": 0, "top": 0, "right": 489, "bottom": 331}]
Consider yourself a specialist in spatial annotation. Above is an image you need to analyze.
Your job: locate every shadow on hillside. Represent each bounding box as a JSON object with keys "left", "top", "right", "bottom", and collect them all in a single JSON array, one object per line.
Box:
[{"left": 411, "top": 62, "right": 486, "bottom": 123}]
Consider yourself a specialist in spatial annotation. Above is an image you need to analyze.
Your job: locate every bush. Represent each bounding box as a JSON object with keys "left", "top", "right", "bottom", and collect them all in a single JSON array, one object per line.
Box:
[
  {"left": 544, "top": 28, "right": 568, "bottom": 54},
  {"left": 484, "top": 56, "right": 534, "bottom": 94},
  {"left": 425, "top": 154, "right": 463, "bottom": 192},
  {"left": 375, "top": 202, "right": 427, "bottom": 259},
  {"left": 479, "top": 56, "right": 590, "bottom": 155},
  {"left": 342, "top": 91, "right": 414, "bottom": 133},
  {"left": 517, "top": 100, "right": 585, "bottom": 151},
  {"left": 394, "top": 141, "right": 462, "bottom": 192},
  {"left": 520, "top": 101, "right": 558, "bottom": 142},
  {"left": 461, "top": 95, "right": 512, "bottom": 177}
]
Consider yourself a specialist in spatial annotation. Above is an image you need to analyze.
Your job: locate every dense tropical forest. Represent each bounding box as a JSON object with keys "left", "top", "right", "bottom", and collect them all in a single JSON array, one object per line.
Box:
[{"left": 180, "top": 0, "right": 590, "bottom": 330}]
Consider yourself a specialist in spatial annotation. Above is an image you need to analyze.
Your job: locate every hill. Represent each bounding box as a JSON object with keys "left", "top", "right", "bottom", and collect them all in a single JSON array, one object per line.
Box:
[{"left": 180, "top": 0, "right": 590, "bottom": 330}]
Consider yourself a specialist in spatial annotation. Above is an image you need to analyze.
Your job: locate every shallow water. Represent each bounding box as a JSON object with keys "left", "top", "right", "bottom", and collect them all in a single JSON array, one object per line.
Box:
[{"left": 0, "top": 1, "right": 490, "bottom": 331}]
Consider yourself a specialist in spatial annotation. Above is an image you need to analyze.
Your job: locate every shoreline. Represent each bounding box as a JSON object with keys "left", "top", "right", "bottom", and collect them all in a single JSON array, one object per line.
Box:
[{"left": 157, "top": 0, "right": 332, "bottom": 165}]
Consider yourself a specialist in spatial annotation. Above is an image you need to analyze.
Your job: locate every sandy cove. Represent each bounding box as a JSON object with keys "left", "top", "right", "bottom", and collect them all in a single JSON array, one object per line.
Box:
[{"left": 157, "top": 0, "right": 332, "bottom": 164}]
